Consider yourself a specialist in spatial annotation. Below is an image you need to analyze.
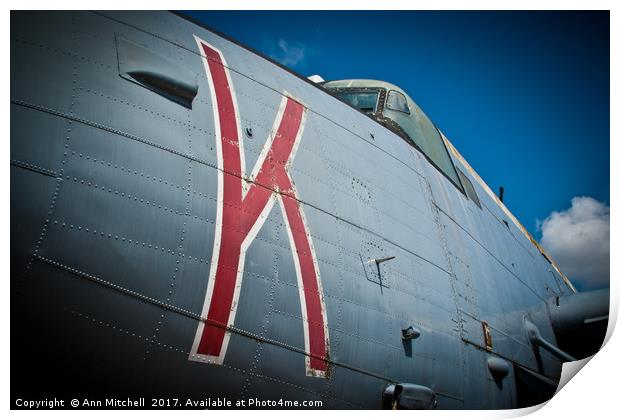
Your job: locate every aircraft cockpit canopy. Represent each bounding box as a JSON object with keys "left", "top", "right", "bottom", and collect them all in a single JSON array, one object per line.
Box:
[{"left": 323, "top": 79, "right": 462, "bottom": 189}]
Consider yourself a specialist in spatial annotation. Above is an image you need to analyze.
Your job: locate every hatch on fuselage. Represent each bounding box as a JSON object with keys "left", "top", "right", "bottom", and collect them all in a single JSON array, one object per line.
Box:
[{"left": 323, "top": 79, "right": 461, "bottom": 189}]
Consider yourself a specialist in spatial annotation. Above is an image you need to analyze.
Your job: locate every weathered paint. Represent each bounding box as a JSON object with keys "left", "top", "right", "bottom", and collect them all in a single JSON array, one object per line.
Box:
[{"left": 10, "top": 11, "right": 592, "bottom": 409}]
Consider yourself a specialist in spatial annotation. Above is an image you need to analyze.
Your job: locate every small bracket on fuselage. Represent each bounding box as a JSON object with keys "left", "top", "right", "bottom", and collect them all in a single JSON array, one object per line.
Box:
[{"left": 360, "top": 254, "right": 395, "bottom": 293}]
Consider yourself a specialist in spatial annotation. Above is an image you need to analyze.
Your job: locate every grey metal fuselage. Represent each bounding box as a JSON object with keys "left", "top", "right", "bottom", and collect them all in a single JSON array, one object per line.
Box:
[{"left": 11, "top": 11, "right": 581, "bottom": 409}]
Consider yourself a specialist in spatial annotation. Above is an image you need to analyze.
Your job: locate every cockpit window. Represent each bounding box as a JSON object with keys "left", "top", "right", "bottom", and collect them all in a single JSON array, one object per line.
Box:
[
  {"left": 382, "top": 96, "right": 462, "bottom": 190},
  {"left": 386, "top": 90, "right": 410, "bottom": 114},
  {"left": 331, "top": 89, "right": 380, "bottom": 114},
  {"left": 323, "top": 81, "right": 463, "bottom": 192}
]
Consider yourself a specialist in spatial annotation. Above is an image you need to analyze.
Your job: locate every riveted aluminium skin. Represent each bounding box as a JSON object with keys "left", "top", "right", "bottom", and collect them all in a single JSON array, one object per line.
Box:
[{"left": 10, "top": 11, "right": 603, "bottom": 409}]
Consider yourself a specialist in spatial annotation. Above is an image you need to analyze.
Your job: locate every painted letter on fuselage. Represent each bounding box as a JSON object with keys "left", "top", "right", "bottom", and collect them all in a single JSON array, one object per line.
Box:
[{"left": 189, "top": 36, "right": 329, "bottom": 377}]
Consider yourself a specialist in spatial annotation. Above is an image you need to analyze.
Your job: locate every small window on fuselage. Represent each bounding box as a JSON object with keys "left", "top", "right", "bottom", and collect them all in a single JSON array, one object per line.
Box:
[
  {"left": 386, "top": 90, "right": 410, "bottom": 114},
  {"left": 457, "top": 168, "right": 481, "bottom": 209}
]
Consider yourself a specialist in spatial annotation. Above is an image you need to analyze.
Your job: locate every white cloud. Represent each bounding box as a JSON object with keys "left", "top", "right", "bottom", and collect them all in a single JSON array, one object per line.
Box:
[
  {"left": 269, "top": 39, "right": 306, "bottom": 67},
  {"left": 538, "top": 197, "right": 610, "bottom": 291}
]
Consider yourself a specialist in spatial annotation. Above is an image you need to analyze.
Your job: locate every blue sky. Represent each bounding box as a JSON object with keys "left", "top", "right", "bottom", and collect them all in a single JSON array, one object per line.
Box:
[{"left": 182, "top": 11, "right": 609, "bottom": 289}]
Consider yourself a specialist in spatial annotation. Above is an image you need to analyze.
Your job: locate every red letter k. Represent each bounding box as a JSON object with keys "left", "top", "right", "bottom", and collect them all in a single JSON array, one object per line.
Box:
[{"left": 190, "top": 36, "right": 329, "bottom": 377}]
